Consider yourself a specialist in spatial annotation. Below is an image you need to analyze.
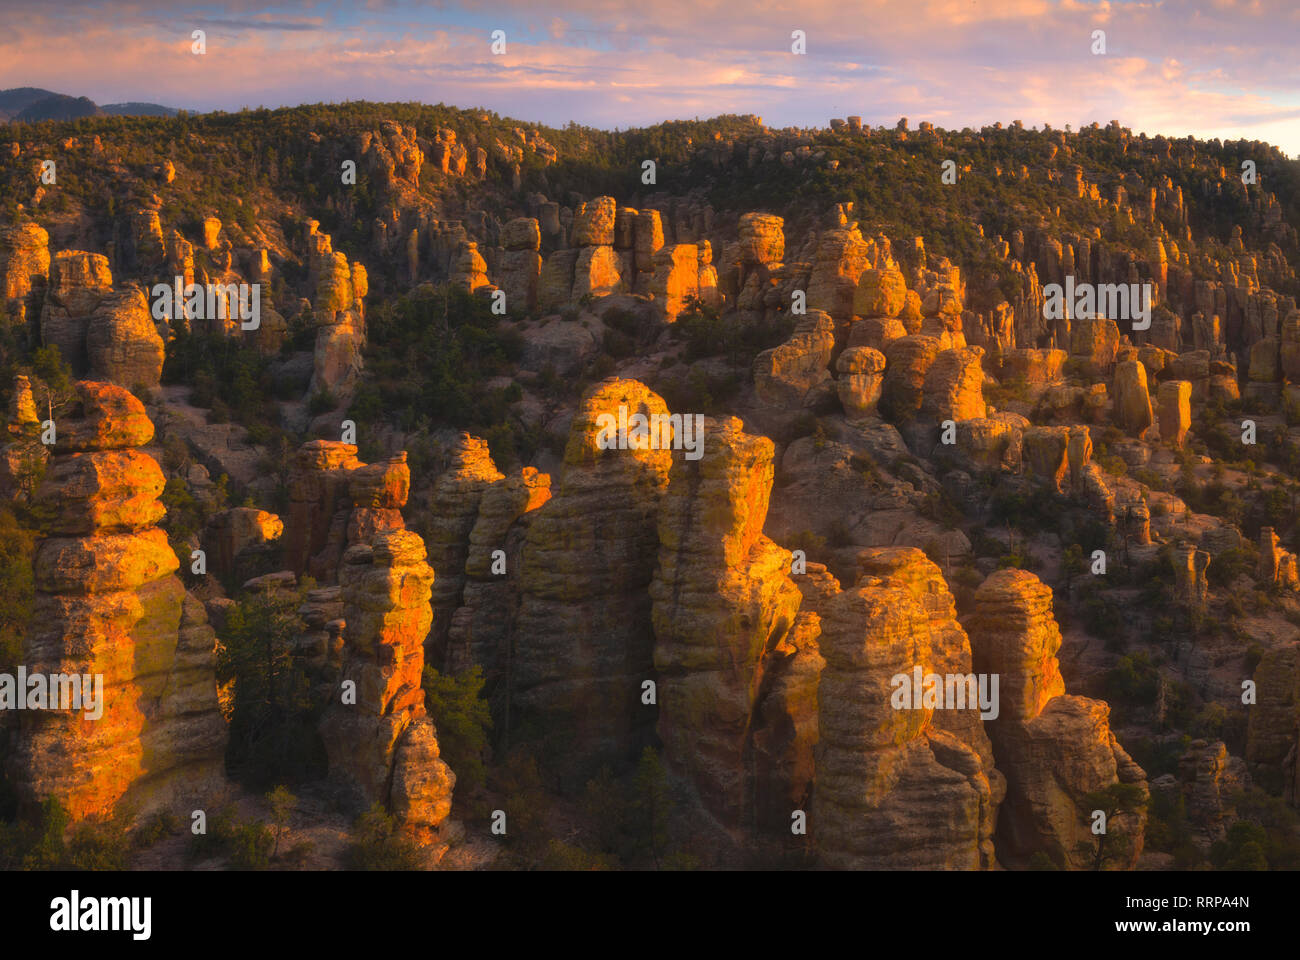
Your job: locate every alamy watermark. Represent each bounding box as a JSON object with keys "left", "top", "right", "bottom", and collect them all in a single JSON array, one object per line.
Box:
[
  {"left": 890, "top": 666, "right": 1000, "bottom": 720},
  {"left": 595, "top": 405, "right": 705, "bottom": 461},
  {"left": 1043, "top": 276, "right": 1152, "bottom": 330},
  {"left": 50, "top": 890, "right": 150, "bottom": 940},
  {"left": 0, "top": 668, "right": 104, "bottom": 719},
  {"left": 150, "top": 277, "right": 261, "bottom": 330}
]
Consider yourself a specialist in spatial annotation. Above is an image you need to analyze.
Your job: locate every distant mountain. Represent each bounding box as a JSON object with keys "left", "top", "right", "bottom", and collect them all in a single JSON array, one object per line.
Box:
[
  {"left": 102, "top": 101, "right": 179, "bottom": 118},
  {"left": 0, "top": 87, "right": 63, "bottom": 119},
  {"left": 15, "top": 94, "right": 99, "bottom": 122},
  {"left": 0, "top": 87, "right": 179, "bottom": 123}
]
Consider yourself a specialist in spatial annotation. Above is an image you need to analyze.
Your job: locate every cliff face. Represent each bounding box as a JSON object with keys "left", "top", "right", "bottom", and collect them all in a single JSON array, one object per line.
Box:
[
  {"left": 8, "top": 381, "right": 226, "bottom": 821},
  {"left": 966, "top": 569, "right": 1148, "bottom": 869}
]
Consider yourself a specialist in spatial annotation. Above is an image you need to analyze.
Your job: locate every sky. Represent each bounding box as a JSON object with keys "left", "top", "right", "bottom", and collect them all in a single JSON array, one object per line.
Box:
[{"left": 2, "top": 0, "right": 1299, "bottom": 156}]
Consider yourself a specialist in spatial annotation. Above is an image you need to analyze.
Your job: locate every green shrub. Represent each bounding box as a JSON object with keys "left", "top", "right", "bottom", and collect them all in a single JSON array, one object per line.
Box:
[
  {"left": 422, "top": 666, "right": 493, "bottom": 797},
  {"left": 344, "top": 804, "right": 422, "bottom": 870}
]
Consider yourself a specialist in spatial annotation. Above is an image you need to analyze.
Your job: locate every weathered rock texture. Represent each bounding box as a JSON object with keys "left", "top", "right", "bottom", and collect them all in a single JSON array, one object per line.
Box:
[
  {"left": 285, "top": 441, "right": 410, "bottom": 584},
  {"left": 318, "top": 529, "right": 455, "bottom": 840},
  {"left": 309, "top": 246, "right": 368, "bottom": 405},
  {"left": 966, "top": 569, "right": 1147, "bottom": 869},
  {"left": 425, "top": 434, "right": 504, "bottom": 658},
  {"left": 650, "top": 417, "right": 807, "bottom": 834},
  {"left": 512, "top": 379, "right": 672, "bottom": 777},
  {"left": 7, "top": 381, "right": 226, "bottom": 821},
  {"left": 1, "top": 221, "right": 50, "bottom": 325},
  {"left": 813, "top": 550, "right": 1001, "bottom": 869},
  {"left": 40, "top": 251, "right": 113, "bottom": 375},
  {"left": 444, "top": 465, "right": 552, "bottom": 715}
]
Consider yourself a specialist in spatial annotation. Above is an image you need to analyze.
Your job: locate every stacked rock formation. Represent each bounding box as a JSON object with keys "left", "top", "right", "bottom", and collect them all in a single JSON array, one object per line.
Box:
[
  {"left": 1, "top": 220, "right": 50, "bottom": 325},
  {"left": 498, "top": 218, "right": 542, "bottom": 313},
  {"left": 812, "top": 549, "right": 1001, "bottom": 869},
  {"left": 835, "top": 346, "right": 886, "bottom": 418},
  {"left": 308, "top": 239, "right": 368, "bottom": 405},
  {"left": 807, "top": 226, "right": 872, "bottom": 323},
  {"left": 537, "top": 196, "right": 626, "bottom": 310},
  {"left": 966, "top": 569, "right": 1147, "bottom": 869},
  {"left": 444, "top": 464, "right": 552, "bottom": 718},
  {"left": 424, "top": 434, "right": 504, "bottom": 658},
  {"left": 649, "top": 242, "right": 702, "bottom": 322},
  {"left": 284, "top": 441, "right": 410, "bottom": 584},
  {"left": 318, "top": 529, "right": 455, "bottom": 841},
  {"left": 512, "top": 379, "right": 672, "bottom": 778},
  {"left": 7, "top": 381, "right": 226, "bottom": 821},
  {"left": 85, "top": 286, "right": 165, "bottom": 390},
  {"left": 753, "top": 310, "right": 835, "bottom": 407},
  {"left": 649, "top": 417, "right": 804, "bottom": 833},
  {"left": 36, "top": 250, "right": 165, "bottom": 389}
]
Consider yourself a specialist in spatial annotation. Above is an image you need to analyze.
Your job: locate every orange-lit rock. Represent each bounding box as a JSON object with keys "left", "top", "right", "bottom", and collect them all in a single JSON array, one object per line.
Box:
[
  {"left": 813, "top": 555, "right": 1000, "bottom": 869},
  {"left": 8, "top": 381, "right": 226, "bottom": 822},
  {"left": 753, "top": 310, "right": 835, "bottom": 407},
  {"left": 320, "top": 529, "right": 455, "bottom": 841},
  {"left": 738, "top": 213, "right": 784, "bottom": 266},
  {"left": 967, "top": 569, "right": 1147, "bottom": 869},
  {"left": 651, "top": 417, "right": 804, "bottom": 832}
]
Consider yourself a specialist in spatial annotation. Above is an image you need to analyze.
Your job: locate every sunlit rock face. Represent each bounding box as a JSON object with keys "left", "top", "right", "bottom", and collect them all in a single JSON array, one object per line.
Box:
[
  {"left": 319, "top": 529, "right": 454, "bottom": 841},
  {"left": 966, "top": 569, "right": 1147, "bottom": 870},
  {"left": 650, "top": 416, "right": 805, "bottom": 834},
  {"left": 812, "top": 548, "right": 1000, "bottom": 870},
  {"left": 8, "top": 381, "right": 226, "bottom": 822}
]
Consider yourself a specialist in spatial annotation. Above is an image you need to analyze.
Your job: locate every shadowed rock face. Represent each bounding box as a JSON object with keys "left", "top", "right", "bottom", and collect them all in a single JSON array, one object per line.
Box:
[
  {"left": 425, "top": 434, "right": 505, "bottom": 659},
  {"left": 40, "top": 251, "right": 113, "bottom": 375},
  {"left": 966, "top": 569, "right": 1147, "bottom": 870},
  {"left": 1246, "top": 644, "right": 1299, "bottom": 792},
  {"left": 319, "top": 529, "right": 454, "bottom": 841},
  {"left": 284, "top": 441, "right": 409, "bottom": 584},
  {"left": 8, "top": 381, "right": 226, "bottom": 822},
  {"left": 511, "top": 378, "right": 673, "bottom": 779},
  {"left": 650, "top": 416, "right": 804, "bottom": 834}
]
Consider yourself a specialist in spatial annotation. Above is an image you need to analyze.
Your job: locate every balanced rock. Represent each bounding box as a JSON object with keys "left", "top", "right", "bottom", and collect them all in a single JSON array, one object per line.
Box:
[{"left": 835, "top": 346, "right": 886, "bottom": 418}]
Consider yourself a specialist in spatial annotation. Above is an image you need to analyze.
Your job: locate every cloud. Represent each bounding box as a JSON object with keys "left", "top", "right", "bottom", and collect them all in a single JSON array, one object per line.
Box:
[{"left": 0, "top": 0, "right": 1297, "bottom": 154}]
